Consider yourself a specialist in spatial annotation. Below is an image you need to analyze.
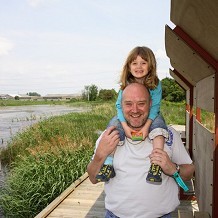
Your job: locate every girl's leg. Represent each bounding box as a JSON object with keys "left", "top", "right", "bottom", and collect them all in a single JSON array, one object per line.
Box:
[
  {"left": 96, "top": 116, "right": 125, "bottom": 182},
  {"left": 146, "top": 135, "right": 165, "bottom": 183},
  {"left": 107, "top": 116, "right": 125, "bottom": 144},
  {"left": 153, "top": 135, "right": 165, "bottom": 150},
  {"left": 96, "top": 153, "right": 116, "bottom": 182},
  {"left": 146, "top": 115, "right": 168, "bottom": 183}
]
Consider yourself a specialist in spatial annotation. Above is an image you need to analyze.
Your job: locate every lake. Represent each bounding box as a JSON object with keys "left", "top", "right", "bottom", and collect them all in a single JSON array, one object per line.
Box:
[{"left": 0, "top": 104, "right": 87, "bottom": 149}]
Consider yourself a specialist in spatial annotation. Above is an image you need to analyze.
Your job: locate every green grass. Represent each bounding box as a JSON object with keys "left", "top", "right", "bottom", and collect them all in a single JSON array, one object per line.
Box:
[
  {"left": 0, "top": 148, "right": 91, "bottom": 217},
  {"left": 0, "top": 102, "right": 116, "bottom": 217},
  {"left": 161, "top": 100, "right": 186, "bottom": 125}
]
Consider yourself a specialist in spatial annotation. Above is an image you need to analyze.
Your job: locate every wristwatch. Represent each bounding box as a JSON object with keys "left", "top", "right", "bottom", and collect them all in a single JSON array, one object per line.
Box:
[
  {"left": 171, "top": 163, "right": 180, "bottom": 176},
  {"left": 171, "top": 163, "right": 189, "bottom": 192},
  {"left": 175, "top": 163, "right": 180, "bottom": 174}
]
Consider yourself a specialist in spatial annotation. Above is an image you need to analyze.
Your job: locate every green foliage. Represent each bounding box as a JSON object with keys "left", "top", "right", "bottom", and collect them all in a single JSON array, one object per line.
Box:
[
  {"left": 14, "top": 96, "right": 20, "bottom": 100},
  {"left": 98, "top": 89, "right": 117, "bottom": 101},
  {"left": 81, "top": 79, "right": 185, "bottom": 103},
  {"left": 82, "top": 84, "right": 98, "bottom": 101},
  {"left": 161, "top": 100, "right": 186, "bottom": 125},
  {"left": 161, "top": 77, "right": 185, "bottom": 102}
]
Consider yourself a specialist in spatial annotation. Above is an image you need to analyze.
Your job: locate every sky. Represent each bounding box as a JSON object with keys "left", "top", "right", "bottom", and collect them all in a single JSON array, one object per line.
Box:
[{"left": 0, "top": 0, "right": 174, "bottom": 96}]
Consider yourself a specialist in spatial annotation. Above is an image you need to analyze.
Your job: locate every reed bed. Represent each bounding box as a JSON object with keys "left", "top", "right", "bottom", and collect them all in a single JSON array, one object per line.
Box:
[{"left": 0, "top": 102, "right": 116, "bottom": 217}]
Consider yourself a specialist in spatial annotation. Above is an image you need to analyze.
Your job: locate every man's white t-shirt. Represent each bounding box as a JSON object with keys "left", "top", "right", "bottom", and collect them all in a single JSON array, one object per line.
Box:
[{"left": 94, "top": 126, "right": 193, "bottom": 218}]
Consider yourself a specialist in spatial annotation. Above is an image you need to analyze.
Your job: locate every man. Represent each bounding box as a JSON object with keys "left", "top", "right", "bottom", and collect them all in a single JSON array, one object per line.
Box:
[{"left": 87, "top": 83, "right": 195, "bottom": 218}]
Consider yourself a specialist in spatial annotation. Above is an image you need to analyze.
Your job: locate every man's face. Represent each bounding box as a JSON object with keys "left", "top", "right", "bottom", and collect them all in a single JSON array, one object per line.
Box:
[{"left": 122, "top": 84, "right": 151, "bottom": 130}]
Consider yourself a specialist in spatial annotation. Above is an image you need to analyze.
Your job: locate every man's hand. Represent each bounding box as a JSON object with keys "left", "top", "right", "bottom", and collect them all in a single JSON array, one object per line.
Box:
[
  {"left": 149, "top": 148, "right": 175, "bottom": 176},
  {"left": 96, "top": 126, "right": 120, "bottom": 159},
  {"left": 149, "top": 148, "right": 195, "bottom": 181},
  {"left": 87, "top": 126, "right": 120, "bottom": 184}
]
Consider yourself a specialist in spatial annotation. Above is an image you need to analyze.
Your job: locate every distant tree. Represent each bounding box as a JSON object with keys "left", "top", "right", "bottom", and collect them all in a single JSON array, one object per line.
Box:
[
  {"left": 15, "top": 96, "right": 20, "bottom": 100},
  {"left": 98, "top": 89, "right": 117, "bottom": 101},
  {"left": 161, "top": 77, "right": 185, "bottom": 102},
  {"left": 82, "top": 84, "right": 98, "bottom": 101},
  {"left": 27, "top": 92, "right": 41, "bottom": 97}
]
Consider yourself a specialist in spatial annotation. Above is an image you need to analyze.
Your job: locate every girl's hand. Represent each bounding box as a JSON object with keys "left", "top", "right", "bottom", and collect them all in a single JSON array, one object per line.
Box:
[
  {"left": 121, "top": 122, "right": 134, "bottom": 139},
  {"left": 138, "top": 124, "right": 149, "bottom": 140}
]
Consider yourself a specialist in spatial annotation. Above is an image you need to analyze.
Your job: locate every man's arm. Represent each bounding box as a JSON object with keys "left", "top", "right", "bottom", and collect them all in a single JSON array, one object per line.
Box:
[
  {"left": 87, "top": 153, "right": 106, "bottom": 184},
  {"left": 87, "top": 126, "right": 120, "bottom": 184},
  {"left": 150, "top": 148, "right": 195, "bottom": 181},
  {"left": 171, "top": 163, "right": 195, "bottom": 181}
]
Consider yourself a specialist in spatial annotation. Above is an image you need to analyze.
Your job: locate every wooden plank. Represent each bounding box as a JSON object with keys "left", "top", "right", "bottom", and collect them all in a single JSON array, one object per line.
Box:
[
  {"left": 177, "top": 200, "right": 199, "bottom": 214},
  {"left": 194, "top": 211, "right": 211, "bottom": 218},
  {"left": 47, "top": 210, "right": 105, "bottom": 218},
  {"left": 186, "top": 111, "right": 190, "bottom": 151},
  {"left": 46, "top": 177, "right": 105, "bottom": 218},
  {"left": 170, "top": 0, "right": 218, "bottom": 60},
  {"left": 170, "top": 69, "right": 190, "bottom": 91},
  {"left": 193, "top": 120, "right": 214, "bottom": 216},
  {"left": 35, "top": 173, "right": 89, "bottom": 218},
  {"left": 165, "top": 25, "right": 215, "bottom": 86},
  {"left": 195, "top": 74, "right": 215, "bottom": 113},
  {"left": 178, "top": 209, "right": 193, "bottom": 218}
]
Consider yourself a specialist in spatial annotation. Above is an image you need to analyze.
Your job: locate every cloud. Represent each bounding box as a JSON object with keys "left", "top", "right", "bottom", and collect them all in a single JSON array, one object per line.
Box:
[
  {"left": 0, "top": 37, "right": 14, "bottom": 56},
  {"left": 27, "top": 0, "right": 43, "bottom": 7},
  {"left": 155, "top": 49, "right": 168, "bottom": 60},
  {"left": 27, "top": 0, "right": 59, "bottom": 8}
]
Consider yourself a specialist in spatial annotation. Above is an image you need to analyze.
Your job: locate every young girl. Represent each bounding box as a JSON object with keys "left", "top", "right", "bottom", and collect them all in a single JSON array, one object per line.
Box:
[{"left": 96, "top": 46, "right": 168, "bottom": 183}]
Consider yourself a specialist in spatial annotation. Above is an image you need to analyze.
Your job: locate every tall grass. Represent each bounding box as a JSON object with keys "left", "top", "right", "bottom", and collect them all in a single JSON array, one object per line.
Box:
[
  {"left": 0, "top": 102, "right": 116, "bottom": 217},
  {"left": 0, "top": 148, "right": 90, "bottom": 217},
  {"left": 161, "top": 100, "right": 186, "bottom": 125},
  {"left": 199, "top": 109, "right": 215, "bottom": 132}
]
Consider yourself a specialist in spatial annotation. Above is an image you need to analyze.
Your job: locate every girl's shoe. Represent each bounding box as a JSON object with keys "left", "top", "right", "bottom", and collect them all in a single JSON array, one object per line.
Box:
[
  {"left": 96, "top": 164, "right": 116, "bottom": 182},
  {"left": 146, "top": 163, "right": 162, "bottom": 183}
]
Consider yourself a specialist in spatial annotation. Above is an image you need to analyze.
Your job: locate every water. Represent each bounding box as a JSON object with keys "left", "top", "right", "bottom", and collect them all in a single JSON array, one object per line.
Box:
[
  {"left": 0, "top": 104, "right": 87, "bottom": 217},
  {"left": 0, "top": 105, "right": 86, "bottom": 148}
]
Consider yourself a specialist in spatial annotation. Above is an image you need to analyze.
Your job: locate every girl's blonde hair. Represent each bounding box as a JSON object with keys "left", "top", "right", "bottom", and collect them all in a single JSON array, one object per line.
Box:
[{"left": 120, "top": 46, "right": 159, "bottom": 90}]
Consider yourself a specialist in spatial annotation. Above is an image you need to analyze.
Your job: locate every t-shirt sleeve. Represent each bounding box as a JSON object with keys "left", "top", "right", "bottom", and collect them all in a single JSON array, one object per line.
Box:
[{"left": 170, "top": 127, "right": 193, "bottom": 165}]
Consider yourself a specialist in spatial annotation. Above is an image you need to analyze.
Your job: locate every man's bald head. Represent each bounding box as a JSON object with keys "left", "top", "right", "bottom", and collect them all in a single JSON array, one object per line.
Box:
[{"left": 122, "top": 83, "right": 150, "bottom": 101}]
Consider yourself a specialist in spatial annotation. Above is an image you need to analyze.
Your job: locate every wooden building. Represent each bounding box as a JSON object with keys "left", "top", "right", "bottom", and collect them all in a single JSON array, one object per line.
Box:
[{"left": 165, "top": 0, "right": 218, "bottom": 217}]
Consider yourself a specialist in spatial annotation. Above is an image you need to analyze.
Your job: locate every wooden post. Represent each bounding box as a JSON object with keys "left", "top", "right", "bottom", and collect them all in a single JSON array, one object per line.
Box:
[{"left": 213, "top": 69, "right": 218, "bottom": 218}]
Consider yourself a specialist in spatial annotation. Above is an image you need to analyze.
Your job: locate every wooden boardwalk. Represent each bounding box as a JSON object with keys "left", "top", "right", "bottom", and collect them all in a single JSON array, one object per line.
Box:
[{"left": 35, "top": 172, "right": 198, "bottom": 218}]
